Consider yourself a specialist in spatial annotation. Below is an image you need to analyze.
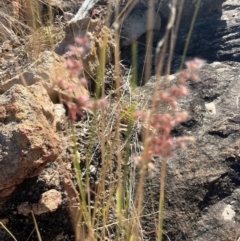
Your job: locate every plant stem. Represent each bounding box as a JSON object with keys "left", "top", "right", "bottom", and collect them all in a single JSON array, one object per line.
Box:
[{"left": 158, "top": 158, "right": 167, "bottom": 241}]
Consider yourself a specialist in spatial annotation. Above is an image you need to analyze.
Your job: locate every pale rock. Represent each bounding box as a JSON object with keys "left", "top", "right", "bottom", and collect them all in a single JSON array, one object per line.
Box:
[
  {"left": 222, "top": 204, "right": 235, "bottom": 221},
  {"left": 205, "top": 102, "right": 216, "bottom": 115},
  {"left": 32, "top": 189, "right": 62, "bottom": 215},
  {"left": 17, "top": 189, "right": 62, "bottom": 216},
  {"left": 0, "top": 51, "right": 89, "bottom": 102},
  {"left": 0, "top": 83, "right": 62, "bottom": 197},
  {"left": 53, "top": 104, "right": 66, "bottom": 131}
]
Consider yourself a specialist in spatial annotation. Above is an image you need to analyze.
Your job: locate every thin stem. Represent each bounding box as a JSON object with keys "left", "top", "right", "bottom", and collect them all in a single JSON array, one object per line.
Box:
[
  {"left": 31, "top": 211, "right": 42, "bottom": 241},
  {"left": 0, "top": 222, "right": 17, "bottom": 241},
  {"left": 158, "top": 158, "right": 167, "bottom": 241},
  {"left": 179, "top": 0, "right": 201, "bottom": 70}
]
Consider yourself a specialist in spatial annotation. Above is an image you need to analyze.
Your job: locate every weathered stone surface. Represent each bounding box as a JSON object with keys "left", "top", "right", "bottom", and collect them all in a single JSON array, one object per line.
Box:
[
  {"left": 122, "top": 0, "right": 225, "bottom": 19},
  {"left": 192, "top": 192, "right": 239, "bottom": 241},
  {"left": 136, "top": 60, "right": 240, "bottom": 240},
  {"left": 119, "top": 0, "right": 228, "bottom": 82},
  {"left": 53, "top": 104, "right": 67, "bottom": 131},
  {"left": 113, "top": 0, "right": 226, "bottom": 47},
  {"left": 0, "top": 83, "right": 62, "bottom": 197},
  {"left": 175, "top": 0, "right": 240, "bottom": 62},
  {"left": 159, "top": 0, "right": 226, "bottom": 24},
  {"left": 69, "top": 0, "right": 99, "bottom": 23},
  {"left": 33, "top": 189, "right": 62, "bottom": 215},
  {"left": 0, "top": 51, "right": 89, "bottom": 102},
  {"left": 118, "top": 3, "right": 161, "bottom": 47}
]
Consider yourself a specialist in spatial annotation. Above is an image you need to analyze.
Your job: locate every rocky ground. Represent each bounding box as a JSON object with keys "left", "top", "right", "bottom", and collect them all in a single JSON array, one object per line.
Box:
[{"left": 0, "top": 0, "right": 240, "bottom": 241}]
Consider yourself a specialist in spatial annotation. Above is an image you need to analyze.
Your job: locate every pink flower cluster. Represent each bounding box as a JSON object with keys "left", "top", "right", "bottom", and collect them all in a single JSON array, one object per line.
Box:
[
  {"left": 134, "top": 58, "right": 205, "bottom": 169},
  {"left": 56, "top": 37, "right": 107, "bottom": 121}
]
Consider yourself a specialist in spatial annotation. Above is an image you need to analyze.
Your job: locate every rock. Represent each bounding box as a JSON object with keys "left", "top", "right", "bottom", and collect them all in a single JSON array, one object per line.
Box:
[
  {"left": 205, "top": 102, "right": 216, "bottom": 115},
  {"left": 69, "top": 0, "right": 99, "bottom": 23},
  {"left": 53, "top": 104, "right": 66, "bottom": 131},
  {"left": 120, "top": 0, "right": 225, "bottom": 31},
  {"left": 136, "top": 60, "right": 240, "bottom": 240},
  {"left": 117, "top": 0, "right": 228, "bottom": 84},
  {"left": 0, "top": 157, "right": 73, "bottom": 239},
  {"left": 32, "top": 189, "right": 62, "bottom": 215},
  {"left": 159, "top": 0, "right": 226, "bottom": 24},
  {"left": 0, "top": 51, "right": 89, "bottom": 102},
  {"left": 175, "top": 0, "right": 240, "bottom": 62},
  {"left": 118, "top": 3, "right": 161, "bottom": 47},
  {"left": 192, "top": 190, "right": 239, "bottom": 240},
  {"left": 17, "top": 189, "right": 62, "bottom": 215},
  {"left": 0, "top": 83, "right": 62, "bottom": 197}
]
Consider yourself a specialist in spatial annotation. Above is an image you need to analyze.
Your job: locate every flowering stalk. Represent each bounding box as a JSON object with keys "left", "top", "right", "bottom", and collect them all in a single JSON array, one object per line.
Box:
[
  {"left": 134, "top": 58, "right": 205, "bottom": 240},
  {"left": 53, "top": 36, "right": 109, "bottom": 239},
  {"left": 55, "top": 37, "right": 107, "bottom": 121}
]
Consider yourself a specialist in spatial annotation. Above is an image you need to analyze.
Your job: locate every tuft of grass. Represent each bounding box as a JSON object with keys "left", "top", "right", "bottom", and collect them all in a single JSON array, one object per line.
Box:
[
  {"left": 24, "top": 24, "right": 64, "bottom": 61},
  {"left": 0, "top": 0, "right": 203, "bottom": 240},
  {"left": 58, "top": 0, "right": 202, "bottom": 240}
]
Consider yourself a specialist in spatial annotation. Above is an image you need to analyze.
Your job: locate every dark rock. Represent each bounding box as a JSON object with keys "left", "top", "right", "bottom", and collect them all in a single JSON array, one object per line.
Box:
[
  {"left": 136, "top": 60, "right": 240, "bottom": 240},
  {"left": 117, "top": 2, "right": 161, "bottom": 47},
  {"left": 175, "top": 0, "right": 240, "bottom": 62},
  {"left": 159, "top": 0, "right": 226, "bottom": 24}
]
